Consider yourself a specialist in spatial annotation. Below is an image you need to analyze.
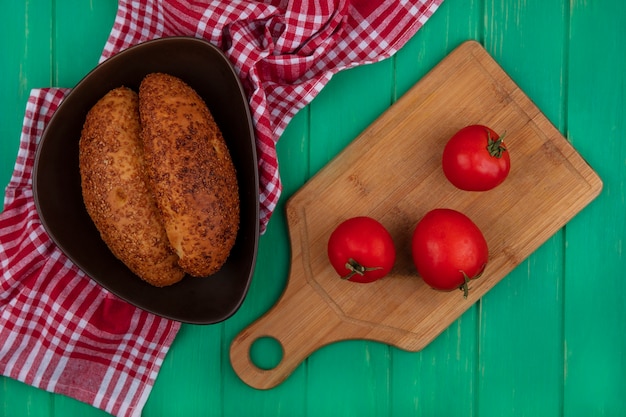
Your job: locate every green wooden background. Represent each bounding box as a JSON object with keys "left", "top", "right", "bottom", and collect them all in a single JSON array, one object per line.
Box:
[{"left": 1, "top": 0, "right": 624, "bottom": 416}]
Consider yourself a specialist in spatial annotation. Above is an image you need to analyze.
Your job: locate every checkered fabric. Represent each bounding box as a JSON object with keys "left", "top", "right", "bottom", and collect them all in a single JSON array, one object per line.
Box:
[
  {"left": 0, "top": 89, "right": 180, "bottom": 417},
  {"left": 101, "top": 0, "right": 443, "bottom": 233},
  {"left": 0, "top": 1, "right": 442, "bottom": 416}
]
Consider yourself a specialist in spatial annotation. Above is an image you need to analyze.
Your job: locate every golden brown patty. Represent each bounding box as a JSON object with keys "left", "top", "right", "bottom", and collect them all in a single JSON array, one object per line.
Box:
[
  {"left": 79, "top": 86, "right": 185, "bottom": 287},
  {"left": 139, "top": 73, "right": 240, "bottom": 277}
]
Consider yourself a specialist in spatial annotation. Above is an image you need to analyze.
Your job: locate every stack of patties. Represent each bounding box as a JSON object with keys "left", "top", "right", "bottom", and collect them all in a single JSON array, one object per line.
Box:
[{"left": 79, "top": 73, "right": 240, "bottom": 287}]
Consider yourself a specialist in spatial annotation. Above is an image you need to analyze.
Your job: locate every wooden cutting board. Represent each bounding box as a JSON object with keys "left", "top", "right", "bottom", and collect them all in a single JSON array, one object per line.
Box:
[{"left": 229, "top": 40, "right": 602, "bottom": 389}]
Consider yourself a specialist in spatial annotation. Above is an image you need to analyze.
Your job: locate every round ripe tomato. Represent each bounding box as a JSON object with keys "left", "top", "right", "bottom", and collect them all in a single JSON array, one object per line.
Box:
[
  {"left": 411, "top": 208, "right": 488, "bottom": 297},
  {"left": 327, "top": 216, "right": 396, "bottom": 283},
  {"left": 442, "top": 125, "right": 510, "bottom": 191}
]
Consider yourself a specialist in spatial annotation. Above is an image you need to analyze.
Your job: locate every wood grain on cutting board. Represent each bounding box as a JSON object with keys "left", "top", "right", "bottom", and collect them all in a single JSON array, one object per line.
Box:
[{"left": 229, "top": 40, "right": 602, "bottom": 389}]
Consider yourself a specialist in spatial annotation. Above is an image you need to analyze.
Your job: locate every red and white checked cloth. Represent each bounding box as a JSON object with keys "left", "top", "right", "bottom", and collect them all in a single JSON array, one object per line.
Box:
[
  {"left": 0, "top": 89, "right": 180, "bottom": 416},
  {"left": 101, "top": 0, "right": 443, "bottom": 233},
  {"left": 0, "top": 1, "right": 442, "bottom": 416}
]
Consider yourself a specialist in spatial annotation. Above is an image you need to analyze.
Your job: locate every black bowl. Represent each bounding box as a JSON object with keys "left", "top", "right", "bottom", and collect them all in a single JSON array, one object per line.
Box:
[{"left": 33, "top": 37, "right": 259, "bottom": 324}]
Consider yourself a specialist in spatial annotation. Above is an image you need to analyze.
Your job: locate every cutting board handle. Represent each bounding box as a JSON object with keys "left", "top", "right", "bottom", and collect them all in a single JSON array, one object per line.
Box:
[{"left": 229, "top": 278, "right": 352, "bottom": 389}]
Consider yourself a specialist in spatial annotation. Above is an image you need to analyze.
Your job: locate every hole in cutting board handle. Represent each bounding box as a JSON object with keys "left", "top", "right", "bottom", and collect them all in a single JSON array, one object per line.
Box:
[{"left": 250, "top": 336, "right": 284, "bottom": 370}]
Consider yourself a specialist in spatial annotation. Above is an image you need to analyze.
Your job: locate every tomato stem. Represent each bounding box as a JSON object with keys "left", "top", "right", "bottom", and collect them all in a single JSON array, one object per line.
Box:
[
  {"left": 459, "top": 271, "right": 471, "bottom": 299},
  {"left": 341, "top": 258, "right": 382, "bottom": 280},
  {"left": 458, "top": 264, "right": 487, "bottom": 298},
  {"left": 486, "top": 130, "right": 507, "bottom": 158}
]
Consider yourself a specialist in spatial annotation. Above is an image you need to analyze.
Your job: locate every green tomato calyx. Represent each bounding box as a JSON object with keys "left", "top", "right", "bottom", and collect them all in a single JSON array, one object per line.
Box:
[
  {"left": 486, "top": 130, "right": 507, "bottom": 158},
  {"left": 341, "top": 258, "right": 383, "bottom": 280},
  {"left": 459, "top": 272, "right": 472, "bottom": 299},
  {"left": 458, "top": 264, "right": 486, "bottom": 298}
]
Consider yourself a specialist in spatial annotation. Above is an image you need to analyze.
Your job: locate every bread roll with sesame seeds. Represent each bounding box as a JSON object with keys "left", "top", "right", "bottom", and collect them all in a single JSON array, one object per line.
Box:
[
  {"left": 79, "top": 87, "right": 185, "bottom": 287},
  {"left": 139, "top": 73, "right": 240, "bottom": 277}
]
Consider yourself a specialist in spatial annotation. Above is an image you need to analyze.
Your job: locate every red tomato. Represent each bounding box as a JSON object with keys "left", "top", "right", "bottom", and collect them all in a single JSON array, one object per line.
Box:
[
  {"left": 327, "top": 216, "right": 396, "bottom": 283},
  {"left": 411, "top": 208, "right": 488, "bottom": 297},
  {"left": 442, "top": 125, "right": 510, "bottom": 191}
]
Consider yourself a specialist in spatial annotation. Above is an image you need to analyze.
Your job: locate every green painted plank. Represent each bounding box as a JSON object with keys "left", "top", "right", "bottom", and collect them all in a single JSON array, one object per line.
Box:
[
  {"left": 308, "top": 59, "right": 395, "bottom": 175},
  {"left": 142, "top": 324, "right": 224, "bottom": 416},
  {"left": 478, "top": 236, "right": 565, "bottom": 417},
  {"left": 0, "top": 0, "right": 54, "bottom": 194},
  {"left": 305, "top": 341, "right": 392, "bottom": 417},
  {"left": 303, "top": 56, "right": 395, "bottom": 416},
  {"left": 276, "top": 107, "right": 313, "bottom": 198},
  {"left": 1, "top": 378, "right": 54, "bottom": 417},
  {"left": 0, "top": 1, "right": 55, "bottom": 416},
  {"left": 394, "top": 0, "right": 482, "bottom": 99},
  {"left": 221, "top": 230, "right": 307, "bottom": 417},
  {"left": 221, "top": 111, "right": 311, "bottom": 415},
  {"left": 478, "top": 0, "right": 569, "bottom": 416},
  {"left": 53, "top": 0, "right": 117, "bottom": 87},
  {"left": 564, "top": 0, "right": 626, "bottom": 415},
  {"left": 484, "top": 0, "right": 568, "bottom": 126},
  {"left": 52, "top": 395, "right": 111, "bottom": 417},
  {"left": 390, "top": 1, "right": 483, "bottom": 415},
  {"left": 2, "top": 1, "right": 626, "bottom": 417},
  {"left": 391, "top": 313, "right": 479, "bottom": 417}
]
